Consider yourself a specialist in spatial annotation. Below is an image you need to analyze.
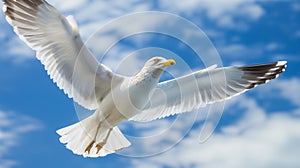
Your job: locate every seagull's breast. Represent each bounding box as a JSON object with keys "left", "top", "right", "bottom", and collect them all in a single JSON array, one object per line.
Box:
[{"left": 98, "top": 78, "right": 153, "bottom": 124}]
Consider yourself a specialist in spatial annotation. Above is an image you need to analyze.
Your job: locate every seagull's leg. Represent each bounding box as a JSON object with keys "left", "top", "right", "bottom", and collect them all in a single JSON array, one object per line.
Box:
[
  {"left": 96, "top": 128, "right": 113, "bottom": 154},
  {"left": 84, "top": 121, "right": 102, "bottom": 154},
  {"left": 84, "top": 140, "right": 95, "bottom": 154}
]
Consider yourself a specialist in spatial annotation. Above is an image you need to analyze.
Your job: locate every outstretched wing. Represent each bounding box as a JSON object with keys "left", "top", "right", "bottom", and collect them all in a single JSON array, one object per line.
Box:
[
  {"left": 131, "top": 61, "right": 287, "bottom": 122},
  {"left": 3, "top": 0, "right": 124, "bottom": 110}
]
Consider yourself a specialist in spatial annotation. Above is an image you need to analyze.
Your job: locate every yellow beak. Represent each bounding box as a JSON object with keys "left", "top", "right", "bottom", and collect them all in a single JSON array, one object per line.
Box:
[{"left": 163, "top": 59, "right": 176, "bottom": 67}]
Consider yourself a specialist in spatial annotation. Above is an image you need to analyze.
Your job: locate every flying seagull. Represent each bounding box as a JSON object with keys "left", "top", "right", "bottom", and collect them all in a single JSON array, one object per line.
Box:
[{"left": 3, "top": 0, "right": 287, "bottom": 157}]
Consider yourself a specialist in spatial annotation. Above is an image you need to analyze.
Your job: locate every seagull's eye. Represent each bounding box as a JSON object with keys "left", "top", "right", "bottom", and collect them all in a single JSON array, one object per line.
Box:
[{"left": 152, "top": 58, "right": 159, "bottom": 63}]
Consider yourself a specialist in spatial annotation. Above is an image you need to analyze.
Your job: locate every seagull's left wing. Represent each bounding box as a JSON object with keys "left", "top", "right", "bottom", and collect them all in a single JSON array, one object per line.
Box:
[
  {"left": 131, "top": 61, "right": 287, "bottom": 122},
  {"left": 3, "top": 0, "right": 124, "bottom": 110}
]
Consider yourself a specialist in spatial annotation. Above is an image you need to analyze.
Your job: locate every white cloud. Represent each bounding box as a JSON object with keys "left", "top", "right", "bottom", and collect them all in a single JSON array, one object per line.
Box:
[
  {"left": 295, "top": 30, "right": 300, "bottom": 38},
  {"left": 129, "top": 77, "right": 300, "bottom": 168},
  {"left": 217, "top": 42, "right": 286, "bottom": 61},
  {"left": 218, "top": 44, "right": 263, "bottom": 59},
  {"left": 48, "top": 0, "right": 153, "bottom": 38},
  {"left": 265, "top": 42, "right": 280, "bottom": 51},
  {"left": 1, "top": 0, "right": 154, "bottom": 62},
  {"left": 240, "top": 3, "right": 264, "bottom": 20},
  {"left": 0, "top": 160, "right": 17, "bottom": 168},
  {"left": 159, "top": 0, "right": 264, "bottom": 29},
  {"left": 257, "top": 78, "right": 300, "bottom": 107},
  {"left": 6, "top": 37, "right": 35, "bottom": 59},
  {"left": 131, "top": 112, "right": 300, "bottom": 168},
  {"left": 49, "top": 0, "right": 86, "bottom": 11},
  {"left": 0, "top": 110, "right": 42, "bottom": 168},
  {"left": 0, "top": 6, "right": 34, "bottom": 62},
  {"left": 130, "top": 107, "right": 300, "bottom": 168},
  {"left": 0, "top": 26, "right": 5, "bottom": 40},
  {"left": 292, "top": 3, "right": 300, "bottom": 12},
  {"left": 1, "top": 0, "right": 267, "bottom": 63},
  {"left": 221, "top": 95, "right": 266, "bottom": 135}
]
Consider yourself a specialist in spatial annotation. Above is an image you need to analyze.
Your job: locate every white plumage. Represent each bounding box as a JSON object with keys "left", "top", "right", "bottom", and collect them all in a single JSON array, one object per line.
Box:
[
  {"left": 3, "top": 0, "right": 287, "bottom": 157},
  {"left": 131, "top": 61, "right": 287, "bottom": 122}
]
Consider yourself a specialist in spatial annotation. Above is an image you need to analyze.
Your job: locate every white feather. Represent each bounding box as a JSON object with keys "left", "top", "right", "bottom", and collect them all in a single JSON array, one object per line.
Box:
[
  {"left": 3, "top": 0, "right": 124, "bottom": 110},
  {"left": 131, "top": 61, "right": 287, "bottom": 122}
]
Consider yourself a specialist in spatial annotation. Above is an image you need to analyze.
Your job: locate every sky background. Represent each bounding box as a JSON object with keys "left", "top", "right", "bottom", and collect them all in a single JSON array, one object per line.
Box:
[{"left": 1, "top": 0, "right": 300, "bottom": 168}]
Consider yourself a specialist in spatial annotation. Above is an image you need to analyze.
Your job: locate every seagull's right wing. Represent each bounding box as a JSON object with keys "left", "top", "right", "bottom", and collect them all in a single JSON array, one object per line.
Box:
[
  {"left": 131, "top": 61, "right": 287, "bottom": 122},
  {"left": 3, "top": 0, "right": 124, "bottom": 110}
]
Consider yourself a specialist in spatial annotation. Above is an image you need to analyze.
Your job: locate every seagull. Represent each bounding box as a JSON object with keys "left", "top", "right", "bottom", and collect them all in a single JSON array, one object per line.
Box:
[{"left": 3, "top": 0, "right": 287, "bottom": 157}]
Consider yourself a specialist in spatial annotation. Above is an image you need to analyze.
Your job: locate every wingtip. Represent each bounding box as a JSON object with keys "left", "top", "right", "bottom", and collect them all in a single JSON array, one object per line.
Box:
[
  {"left": 277, "top": 61, "right": 287, "bottom": 73},
  {"left": 276, "top": 60, "right": 287, "bottom": 66},
  {"left": 2, "top": 3, "right": 7, "bottom": 13}
]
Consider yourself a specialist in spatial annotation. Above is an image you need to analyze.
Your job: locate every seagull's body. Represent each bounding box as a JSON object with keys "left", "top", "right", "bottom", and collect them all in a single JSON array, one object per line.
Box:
[{"left": 3, "top": 0, "right": 287, "bottom": 157}]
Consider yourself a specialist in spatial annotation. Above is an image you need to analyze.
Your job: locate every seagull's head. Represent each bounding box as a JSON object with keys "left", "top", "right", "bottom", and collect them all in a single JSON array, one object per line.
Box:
[
  {"left": 139, "top": 57, "right": 176, "bottom": 79},
  {"left": 144, "top": 57, "right": 176, "bottom": 70}
]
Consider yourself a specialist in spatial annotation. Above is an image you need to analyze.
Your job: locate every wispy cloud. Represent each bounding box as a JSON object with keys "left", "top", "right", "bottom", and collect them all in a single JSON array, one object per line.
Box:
[
  {"left": 295, "top": 30, "right": 300, "bottom": 38},
  {"left": 129, "top": 102, "right": 300, "bottom": 167},
  {"left": 131, "top": 114, "right": 300, "bottom": 168},
  {"left": 159, "top": 0, "right": 264, "bottom": 29},
  {"left": 127, "top": 76, "right": 300, "bottom": 168},
  {"left": 257, "top": 78, "right": 300, "bottom": 108},
  {"left": 218, "top": 44, "right": 264, "bottom": 61},
  {"left": 1, "top": 0, "right": 267, "bottom": 63},
  {"left": 0, "top": 110, "right": 42, "bottom": 168},
  {"left": 0, "top": 1, "right": 298, "bottom": 167},
  {"left": 0, "top": 3, "right": 34, "bottom": 62},
  {"left": 217, "top": 42, "right": 288, "bottom": 64},
  {"left": 0, "top": 160, "right": 16, "bottom": 168},
  {"left": 292, "top": 2, "right": 300, "bottom": 12}
]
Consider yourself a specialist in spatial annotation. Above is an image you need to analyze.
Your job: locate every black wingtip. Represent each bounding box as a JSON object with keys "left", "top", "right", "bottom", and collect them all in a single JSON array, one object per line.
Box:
[{"left": 237, "top": 61, "right": 287, "bottom": 89}]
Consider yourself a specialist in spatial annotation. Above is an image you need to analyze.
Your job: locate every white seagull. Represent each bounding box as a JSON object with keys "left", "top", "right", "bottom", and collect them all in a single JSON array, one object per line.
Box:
[{"left": 3, "top": 0, "right": 287, "bottom": 157}]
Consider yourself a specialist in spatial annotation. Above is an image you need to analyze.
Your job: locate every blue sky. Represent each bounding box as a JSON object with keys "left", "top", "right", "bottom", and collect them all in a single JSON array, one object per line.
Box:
[{"left": 1, "top": 0, "right": 300, "bottom": 168}]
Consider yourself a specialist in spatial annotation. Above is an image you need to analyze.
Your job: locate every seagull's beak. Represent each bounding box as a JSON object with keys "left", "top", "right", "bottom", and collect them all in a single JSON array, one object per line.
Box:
[{"left": 162, "top": 59, "right": 176, "bottom": 67}]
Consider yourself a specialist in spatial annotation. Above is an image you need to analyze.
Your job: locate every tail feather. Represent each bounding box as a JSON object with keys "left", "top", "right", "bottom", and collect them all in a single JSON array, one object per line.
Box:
[
  {"left": 95, "top": 126, "right": 130, "bottom": 157},
  {"left": 56, "top": 115, "right": 131, "bottom": 157}
]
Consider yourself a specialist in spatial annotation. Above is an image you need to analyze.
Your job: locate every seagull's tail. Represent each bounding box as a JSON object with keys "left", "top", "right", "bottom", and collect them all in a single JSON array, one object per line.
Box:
[{"left": 56, "top": 114, "right": 131, "bottom": 157}]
